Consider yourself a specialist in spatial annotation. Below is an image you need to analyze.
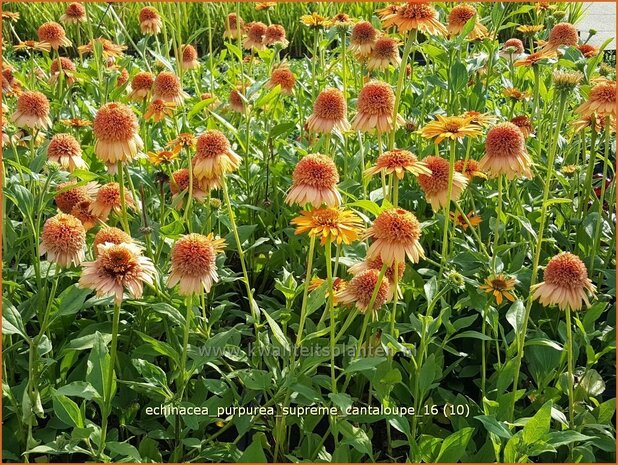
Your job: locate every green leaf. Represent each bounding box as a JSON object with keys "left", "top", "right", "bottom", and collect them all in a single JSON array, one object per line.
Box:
[
  {"left": 86, "top": 332, "right": 115, "bottom": 403},
  {"left": 436, "top": 427, "right": 475, "bottom": 462},
  {"left": 106, "top": 441, "right": 142, "bottom": 460},
  {"left": 263, "top": 309, "right": 290, "bottom": 352},
  {"left": 52, "top": 393, "right": 84, "bottom": 428},
  {"left": 506, "top": 300, "right": 525, "bottom": 332},
  {"left": 135, "top": 331, "right": 181, "bottom": 365},
  {"left": 547, "top": 431, "right": 594, "bottom": 448},
  {"left": 2, "top": 302, "right": 28, "bottom": 340},
  {"left": 53, "top": 285, "right": 91, "bottom": 319},
  {"left": 449, "top": 61, "right": 468, "bottom": 93},
  {"left": 522, "top": 400, "right": 552, "bottom": 445},
  {"left": 475, "top": 415, "right": 512, "bottom": 439},
  {"left": 339, "top": 420, "right": 373, "bottom": 457},
  {"left": 345, "top": 357, "right": 386, "bottom": 374},
  {"left": 238, "top": 434, "right": 267, "bottom": 462},
  {"left": 56, "top": 382, "right": 99, "bottom": 401},
  {"left": 451, "top": 330, "right": 493, "bottom": 341}
]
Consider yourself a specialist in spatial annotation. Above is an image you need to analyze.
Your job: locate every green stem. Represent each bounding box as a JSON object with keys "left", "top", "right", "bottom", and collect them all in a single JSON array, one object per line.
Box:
[
  {"left": 389, "top": 30, "right": 416, "bottom": 149},
  {"left": 440, "top": 139, "right": 457, "bottom": 269},
  {"left": 589, "top": 117, "right": 611, "bottom": 275},
  {"left": 97, "top": 301, "right": 121, "bottom": 459},
  {"left": 221, "top": 176, "right": 259, "bottom": 329},
  {"left": 296, "top": 235, "right": 316, "bottom": 347},
  {"left": 325, "top": 239, "right": 336, "bottom": 393},
  {"left": 491, "top": 176, "right": 504, "bottom": 272},
  {"left": 117, "top": 162, "right": 130, "bottom": 233},
  {"left": 565, "top": 305, "right": 575, "bottom": 431},
  {"left": 509, "top": 92, "right": 567, "bottom": 420}
]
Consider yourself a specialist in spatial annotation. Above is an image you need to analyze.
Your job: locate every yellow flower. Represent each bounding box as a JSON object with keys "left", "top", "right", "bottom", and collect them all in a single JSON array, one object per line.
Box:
[
  {"left": 291, "top": 207, "right": 363, "bottom": 245},
  {"left": 420, "top": 115, "right": 483, "bottom": 144},
  {"left": 144, "top": 99, "right": 175, "bottom": 122},
  {"left": 516, "top": 24, "right": 544, "bottom": 35},
  {"left": 14, "top": 40, "right": 51, "bottom": 52},
  {"left": 148, "top": 149, "right": 179, "bottom": 165},
  {"left": 2, "top": 11, "right": 20, "bottom": 22},
  {"left": 480, "top": 274, "right": 517, "bottom": 305},
  {"left": 450, "top": 211, "right": 482, "bottom": 230},
  {"left": 255, "top": 2, "right": 277, "bottom": 11},
  {"left": 300, "top": 13, "right": 331, "bottom": 29},
  {"left": 168, "top": 132, "right": 197, "bottom": 151}
]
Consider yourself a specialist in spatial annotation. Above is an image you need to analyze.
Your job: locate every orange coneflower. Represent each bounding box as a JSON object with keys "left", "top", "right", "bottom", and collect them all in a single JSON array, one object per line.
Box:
[
  {"left": 54, "top": 181, "right": 97, "bottom": 213},
  {"left": 38, "top": 21, "right": 71, "bottom": 49},
  {"left": 480, "top": 274, "right": 517, "bottom": 305},
  {"left": 291, "top": 207, "right": 363, "bottom": 245},
  {"left": 454, "top": 159, "right": 487, "bottom": 180},
  {"left": 331, "top": 13, "right": 353, "bottom": 30},
  {"left": 503, "top": 87, "right": 532, "bottom": 101},
  {"left": 420, "top": 114, "right": 482, "bottom": 144},
  {"left": 380, "top": 2, "right": 447, "bottom": 36},
  {"left": 12, "top": 91, "right": 52, "bottom": 129},
  {"left": 14, "top": 40, "right": 51, "bottom": 53},
  {"left": 90, "top": 182, "right": 137, "bottom": 221},
  {"left": 578, "top": 44, "right": 599, "bottom": 58},
  {"left": 49, "top": 57, "right": 76, "bottom": 85},
  {"left": 60, "top": 3, "right": 87, "bottom": 24},
  {"left": 80, "top": 242, "right": 156, "bottom": 303},
  {"left": 286, "top": 153, "right": 341, "bottom": 208},
  {"left": 510, "top": 115, "right": 534, "bottom": 138},
  {"left": 349, "top": 21, "right": 378, "bottom": 58},
  {"left": 170, "top": 168, "right": 210, "bottom": 207},
  {"left": 47, "top": 133, "right": 86, "bottom": 172},
  {"left": 365, "top": 148, "right": 430, "bottom": 179},
  {"left": 365, "top": 208, "right": 424, "bottom": 264},
  {"left": 576, "top": 80, "right": 616, "bottom": 117},
  {"left": 78, "top": 38, "right": 127, "bottom": 58},
  {"left": 199, "top": 92, "right": 221, "bottom": 109},
  {"left": 144, "top": 99, "right": 175, "bottom": 123},
  {"left": 500, "top": 38, "right": 525, "bottom": 61},
  {"left": 128, "top": 71, "right": 154, "bottom": 101},
  {"left": 572, "top": 113, "right": 607, "bottom": 134},
  {"left": 229, "top": 85, "right": 248, "bottom": 114},
  {"left": 267, "top": 65, "right": 296, "bottom": 95},
  {"left": 70, "top": 198, "right": 99, "bottom": 230},
  {"left": 460, "top": 111, "right": 497, "bottom": 128},
  {"left": 139, "top": 6, "right": 162, "bottom": 35},
  {"left": 450, "top": 210, "right": 482, "bottom": 230},
  {"left": 40, "top": 213, "right": 86, "bottom": 267},
  {"left": 514, "top": 50, "right": 552, "bottom": 67},
  {"left": 192, "top": 130, "right": 241, "bottom": 179},
  {"left": 93, "top": 102, "right": 143, "bottom": 172},
  {"left": 447, "top": 4, "right": 488, "bottom": 40},
  {"left": 418, "top": 156, "right": 469, "bottom": 211},
  {"left": 168, "top": 132, "right": 197, "bottom": 151},
  {"left": 244, "top": 21, "right": 268, "bottom": 50},
  {"left": 479, "top": 122, "right": 532, "bottom": 179},
  {"left": 306, "top": 88, "right": 350, "bottom": 134},
  {"left": 181, "top": 44, "right": 199, "bottom": 70},
  {"left": 336, "top": 269, "right": 391, "bottom": 312},
  {"left": 115, "top": 68, "right": 129, "bottom": 88},
  {"left": 352, "top": 80, "right": 401, "bottom": 133},
  {"left": 264, "top": 24, "right": 289, "bottom": 48},
  {"left": 167, "top": 233, "right": 226, "bottom": 295},
  {"left": 309, "top": 277, "right": 347, "bottom": 306},
  {"left": 93, "top": 226, "right": 133, "bottom": 254},
  {"left": 367, "top": 37, "right": 401, "bottom": 71},
  {"left": 540, "top": 22, "right": 579, "bottom": 54},
  {"left": 348, "top": 255, "right": 405, "bottom": 294},
  {"left": 153, "top": 71, "right": 189, "bottom": 105},
  {"left": 532, "top": 252, "right": 596, "bottom": 311},
  {"left": 61, "top": 118, "right": 91, "bottom": 128},
  {"left": 224, "top": 13, "right": 244, "bottom": 39}
]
